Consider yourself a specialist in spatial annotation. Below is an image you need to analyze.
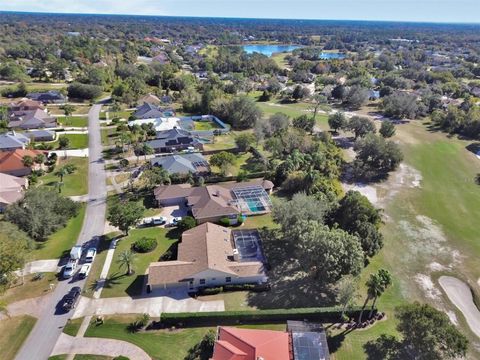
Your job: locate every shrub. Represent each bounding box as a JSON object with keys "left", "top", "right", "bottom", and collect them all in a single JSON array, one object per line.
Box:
[
  {"left": 199, "top": 287, "right": 223, "bottom": 295},
  {"left": 113, "top": 357, "right": 130, "bottom": 360},
  {"left": 132, "top": 237, "right": 157, "bottom": 253},
  {"left": 236, "top": 214, "right": 244, "bottom": 225},
  {"left": 161, "top": 306, "right": 370, "bottom": 327},
  {"left": 218, "top": 217, "right": 231, "bottom": 227},
  {"left": 177, "top": 216, "right": 196, "bottom": 232}
]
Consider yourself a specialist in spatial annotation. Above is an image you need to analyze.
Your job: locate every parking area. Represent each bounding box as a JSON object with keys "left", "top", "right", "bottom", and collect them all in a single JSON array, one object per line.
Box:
[{"left": 139, "top": 203, "right": 189, "bottom": 228}]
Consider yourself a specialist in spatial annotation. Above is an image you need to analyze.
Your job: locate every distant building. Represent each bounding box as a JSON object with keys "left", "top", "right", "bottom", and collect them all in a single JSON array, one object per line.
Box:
[
  {"left": 26, "top": 90, "right": 66, "bottom": 104},
  {"left": 138, "top": 94, "right": 162, "bottom": 106},
  {"left": 8, "top": 99, "right": 57, "bottom": 129},
  {"left": 0, "top": 173, "right": 28, "bottom": 212},
  {"left": 150, "top": 153, "right": 210, "bottom": 176},
  {"left": 0, "top": 131, "right": 30, "bottom": 151}
]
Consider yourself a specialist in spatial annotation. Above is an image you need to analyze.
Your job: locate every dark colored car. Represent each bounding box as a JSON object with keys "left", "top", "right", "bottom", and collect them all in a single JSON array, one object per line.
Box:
[{"left": 63, "top": 286, "right": 81, "bottom": 311}]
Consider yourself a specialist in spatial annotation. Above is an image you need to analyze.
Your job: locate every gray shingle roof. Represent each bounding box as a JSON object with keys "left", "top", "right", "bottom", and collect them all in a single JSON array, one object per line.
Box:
[
  {"left": 150, "top": 153, "right": 208, "bottom": 174},
  {"left": 0, "top": 132, "right": 30, "bottom": 150}
]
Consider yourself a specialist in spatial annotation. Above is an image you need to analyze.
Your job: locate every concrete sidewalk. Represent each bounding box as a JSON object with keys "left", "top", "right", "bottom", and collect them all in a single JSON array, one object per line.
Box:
[{"left": 52, "top": 333, "right": 151, "bottom": 360}]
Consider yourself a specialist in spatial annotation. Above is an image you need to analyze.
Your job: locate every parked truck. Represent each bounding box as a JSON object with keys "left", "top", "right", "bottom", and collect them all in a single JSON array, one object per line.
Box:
[{"left": 70, "top": 245, "right": 83, "bottom": 260}]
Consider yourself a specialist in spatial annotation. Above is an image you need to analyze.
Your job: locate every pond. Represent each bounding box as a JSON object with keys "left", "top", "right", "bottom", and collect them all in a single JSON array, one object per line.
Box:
[
  {"left": 242, "top": 44, "right": 302, "bottom": 56},
  {"left": 319, "top": 52, "right": 346, "bottom": 60}
]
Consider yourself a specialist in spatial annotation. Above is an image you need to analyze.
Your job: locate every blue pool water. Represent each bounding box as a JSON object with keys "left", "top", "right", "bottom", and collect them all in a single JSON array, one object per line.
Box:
[
  {"left": 319, "top": 52, "right": 346, "bottom": 60},
  {"left": 246, "top": 200, "right": 266, "bottom": 213}
]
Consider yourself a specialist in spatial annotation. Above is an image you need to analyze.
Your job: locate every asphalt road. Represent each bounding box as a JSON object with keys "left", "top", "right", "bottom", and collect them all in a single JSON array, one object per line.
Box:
[{"left": 16, "top": 102, "right": 107, "bottom": 360}]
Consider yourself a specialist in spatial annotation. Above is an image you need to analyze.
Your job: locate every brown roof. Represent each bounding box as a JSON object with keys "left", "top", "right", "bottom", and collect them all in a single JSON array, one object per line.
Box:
[
  {"left": 0, "top": 173, "right": 27, "bottom": 206},
  {"left": 9, "top": 98, "right": 44, "bottom": 111},
  {"left": 154, "top": 179, "right": 273, "bottom": 221},
  {"left": 147, "top": 223, "right": 265, "bottom": 286},
  {"left": 0, "top": 149, "right": 47, "bottom": 173}
]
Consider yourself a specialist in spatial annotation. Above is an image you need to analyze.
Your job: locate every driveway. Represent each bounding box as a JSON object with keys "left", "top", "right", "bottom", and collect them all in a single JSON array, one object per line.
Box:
[
  {"left": 72, "top": 292, "right": 224, "bottom": 319},
  {"left": 158, "top": 204, "right": 189, "bottom": 222},
  {"left": 52, "top": 334, "right": 150, "bottom": 360}
]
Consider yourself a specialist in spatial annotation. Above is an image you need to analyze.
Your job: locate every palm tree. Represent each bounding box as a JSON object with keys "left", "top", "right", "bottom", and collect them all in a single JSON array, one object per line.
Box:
[
  {"left": 55, "top": 166, "right": 68, "bottom": 182},
  {"left": 117, "top": 250, "right": 135, "bottom": 276},
  {"left": 22, "top": 155, "right": 34, "bottom": 168},
  {"left": 369, "top": 269, "right": 392, "bottom": 318},
  {"left": 358, "top": 269, "right": 392, "bottom": 323},
  {"left": 142, "top": 144, "right": 154, "bottom": 161},
  {"left": 60, "top": 104, "right": 76, "bottom": 126}
]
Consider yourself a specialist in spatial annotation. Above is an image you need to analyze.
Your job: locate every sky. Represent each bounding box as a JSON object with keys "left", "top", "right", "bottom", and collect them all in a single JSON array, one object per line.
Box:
[{"left": 0, "top": 0, "right": 479, "bottom": 24}]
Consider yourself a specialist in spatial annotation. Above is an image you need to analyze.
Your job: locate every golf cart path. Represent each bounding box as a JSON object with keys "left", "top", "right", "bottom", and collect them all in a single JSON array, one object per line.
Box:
[
  {"left": 72, "top": 294, "right": 225, "bottom": 319},
  {"left": 52, "top": 333, "right": 151, "bottom": 360},
  {"left": 439, "top": 276, "right": 480, "bottom": 338}
]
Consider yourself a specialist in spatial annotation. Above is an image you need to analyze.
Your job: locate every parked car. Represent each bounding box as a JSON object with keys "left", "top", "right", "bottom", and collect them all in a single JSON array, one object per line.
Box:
[
  {"left": 63, "top": 287, "right": 81, "bottom": 310},
  {"left": 78, "top": 264, "right": 91, "bottom": 279},
  {"left": 85, "top": 248, "right": 97, "bottom": 263},
  {"left": 152, "top": 216, "right": 167, "bottom": 225},
  {"left": 63, "top": 259, "right": 78, "bottom": 279},
  {"left": 168, "top": 217, "right": 183, "bottom": 227}
]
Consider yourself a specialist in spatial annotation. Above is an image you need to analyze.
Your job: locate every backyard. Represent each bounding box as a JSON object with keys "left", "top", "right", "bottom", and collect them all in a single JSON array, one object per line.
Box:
[{"left": 38, "top": 157, "right": 88, "bottom": 196}]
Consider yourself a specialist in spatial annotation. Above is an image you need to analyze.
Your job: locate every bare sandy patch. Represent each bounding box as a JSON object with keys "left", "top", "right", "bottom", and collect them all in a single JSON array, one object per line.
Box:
[{"left": 414, "top": 273, "right": 442, "bottom": 301}]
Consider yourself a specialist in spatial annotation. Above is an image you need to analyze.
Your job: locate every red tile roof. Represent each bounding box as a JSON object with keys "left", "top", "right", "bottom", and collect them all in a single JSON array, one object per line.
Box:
[
  {"left": 211, "top": 327, "right": 291, "bottom": 360},
  {"left": 0, "top": 149, "right": 47, "bottom": 173}
]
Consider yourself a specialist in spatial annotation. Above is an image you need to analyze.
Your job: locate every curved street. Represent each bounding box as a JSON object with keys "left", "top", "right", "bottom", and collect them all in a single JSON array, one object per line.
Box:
[{"left": 15, "top": 102, "right": 107, "bottom": 360}]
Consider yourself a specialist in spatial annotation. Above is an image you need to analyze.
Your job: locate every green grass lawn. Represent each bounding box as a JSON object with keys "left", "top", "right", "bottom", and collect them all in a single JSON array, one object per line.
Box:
[
  {"left": 85, "top": 316, "right": 291, "bottom": 360},
  {"left": 203, "top": 132, "right": 237, "bottom": 151},
  {"left": 0, "top": 315, "right": 36, "bottom": 360},
  {"left": 101, "top": 127, "right": 119, "bottom": 147},
  {"left": 63, "top": 318, "right": 84, "bottom": 337},
  {"left": 74, "top": 356, "right": 112, "bottom": 360},
  {"left": 83, "top": 232, "right": 121, "bottom": 297},
  {"left": 0, "top": 273, "right": 57, "bottom": 305},
  {"left": 38, "top": 157, "right": 88, "bottom": 196},
  {"left": 329, "top": 121, "right": 480, "bottom": 359},
  {"left": 48, "top": 105, "right": 91, "bottom": 115},
  {"left": 31, "top": 204, "right": 86, "bottom": 260},
  {"left": 100, "top": 227, "right": 178, "bottom": 298},
  {"left": 58, "top": 116, "right": 89, "bottom": 128},
  {"left": 50, "top": 134, "right": 89, "bottom": 149},
  {"left": 271, "top": 52, "right": 291, "bottom": 69}
]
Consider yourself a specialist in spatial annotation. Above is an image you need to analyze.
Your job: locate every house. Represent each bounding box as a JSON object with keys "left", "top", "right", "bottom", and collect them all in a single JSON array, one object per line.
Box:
[
  {"left": 154, "top": 179, "right": 274, "bottom": 224},
  {"left": 0, "top": 149, "right": 47, "bottom": 177},
  {"left": 152, "top": 52, "right": 170, "bottom": 64},
  {"left": 211, "top": 326, "right": 290, "bottom": 360},
  {"left": 0, "top": 173, "right": 28, "bottom": 212},
  {"left": 150, "top": 153, "right": 210, "bottom": 175},
  {"left": 129, "top": 117, "right": 184, "bottom": 132},
  {"left": 8, "top": 99, "right": 44, "bottom": 112},
  {"left": 138, "top": 94, "right": 161, "bottom": 106},
  {"left": 211, "top": 321, "right": 330, "bottom": 360},
  {"left": 146, "top": 128, "right": 203, "bottom": 153},
  {"left": 26, "top": 90, "right": 66, "bottom": 104},
  {"left": 0, "top": 131, "right": 30, "bottom": 151},
  {"left": 8, "top": 108, "right": 58, "bottom": 129},
  {"left": 133, "top": 102, "right": 166, "bottom": 119},
  {"left": 146, "top": 223, "right": 267, "bottom": 292},
  {"left": 25, "top": 129, "right": 56, "bottom": 142}
]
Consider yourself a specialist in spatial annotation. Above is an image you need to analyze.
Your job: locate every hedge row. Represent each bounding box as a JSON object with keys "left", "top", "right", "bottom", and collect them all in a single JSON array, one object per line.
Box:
[
  {"left": 197, "top": 283, "right": 270, "bottom": 296},
  {"left": 160, "top": 306, "right": 372, "bottom": 327}
]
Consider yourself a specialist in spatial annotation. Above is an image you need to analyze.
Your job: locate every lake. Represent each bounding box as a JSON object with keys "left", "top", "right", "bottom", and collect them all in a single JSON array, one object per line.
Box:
[
  {"left": 242, "top": 44, "right": 302, "bottom": 56},
  {"left": 242, "top": 44, "right": 346, "bottom": 59}
]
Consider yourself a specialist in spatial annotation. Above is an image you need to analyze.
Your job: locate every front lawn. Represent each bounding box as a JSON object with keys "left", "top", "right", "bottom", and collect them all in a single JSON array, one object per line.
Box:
[
  {"left": 38, "top": 157, "right": 88, "bottom": 196},
  {"left": 31, "top": 203, "right": 86, "bottom": 260},
  {"left": 101, "top": 127, "right": 119, "bottom": 147},
  {"left": 100, "top": 227, "right": 178, "bottom": 298},
  {"left": 58, "top": 116, "right": 89, "bottom": 128},
  {"left": 50, "top": 134, "right": 89, "bottom": 149},
  {"left": 0, "top": 315, "right": 36, "bottom": 360},
  {"left": 0, "top": 273, "right": 57, "bottom": 305},
  {"left": 63, "top": 318, "right": 84, "bottom": 337}
]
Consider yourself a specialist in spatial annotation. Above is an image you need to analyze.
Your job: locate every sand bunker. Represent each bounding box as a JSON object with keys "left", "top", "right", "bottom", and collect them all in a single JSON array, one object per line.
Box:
[{"left": 439, "top": 276, "right": 480, "bottom": 338}]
